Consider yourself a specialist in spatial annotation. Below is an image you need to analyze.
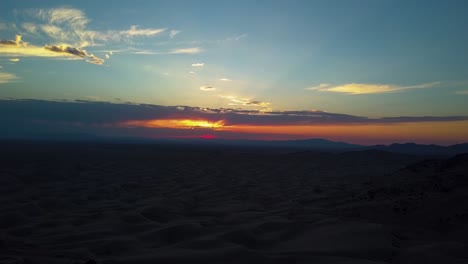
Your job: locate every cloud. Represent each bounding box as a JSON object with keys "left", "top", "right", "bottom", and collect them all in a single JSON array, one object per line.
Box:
[
  {"left": 2, "top": 7, "right": 203, "bottom": 64},
  {"left": 305, "top": 83, "right": 331, "bottom": 90},
  {"left": 116, "top": 25, "right": 166, "bottom": 38},
  {"left": 21, "top": 23, "right": 38, "bottom": 34},
  {"left": 191, "top": 63, "right": 204, "bottom": 67},
  {"left": 2, "top": 99, "right": 468, "bottom": 130},
  {"left": 219, "top": 95, "right": 270, "bottom": 108},
  {"left": 170, "top": 30, "right": 180, "bottom": 38},
  {"left": 306, "top": 82, "right": 440, "bottom": 94},
  {"left": 0, "top": 35, "right": 74, "bottom": 58},
  {"left": 45, "top": 45, "right": 87, "bottom": 57},
  {"left": 169, "top": 47, "right": 203, "bottom": 54},
  {"left": 44, "top": 45, "right": 104, "bottom": 64},
  {"left": 189, "top": 71, "right": 195, "bottom": 74},
  {"left": 8, "top": 7, "right": 167, "bottom": 48},
  {"left": 455, "top": 90, "right": 468, "bottom": 95},
  {"left": 36, "top": 7, "right": 89, "bottom": 29},
  {"left": 200, "top": 86, "right": 215, "bottom": 91},
  {"left": 220, "top": 78, "right": 231, "bottom": 81},
  {"left": 0, "top": 72, "right": 18, "bottom": 84},
  {"left": 0, "top": 35, "right": 24, "bottom": 47},
  {"left": 0, "top": 33, "right": 104, "bottom": 64},
  {"left": 225, "top": 33, "right": 248, "bottom": 41}
]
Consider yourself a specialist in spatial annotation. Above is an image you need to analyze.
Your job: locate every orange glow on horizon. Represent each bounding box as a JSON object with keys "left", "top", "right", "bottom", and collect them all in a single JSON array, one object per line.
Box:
[
  {"left": 121, "top": 119, "right": 225, "bottom": 130},
  {"left": 226, "top": 121, "right": 468, "bottom": 144},
  {"left": 119, "top": 119, "right": 468, "bottom": 145}
]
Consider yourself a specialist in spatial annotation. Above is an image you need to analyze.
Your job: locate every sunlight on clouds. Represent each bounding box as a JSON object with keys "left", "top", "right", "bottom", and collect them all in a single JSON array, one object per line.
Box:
[
  {"left": 306, "top": 82, "right": 440, "bottom": 94},
  {"left": 13, "top": 7, "right": 167, "bottom": 48},
  {"left": 169, "top": 47, "right": 203, "bottom": 54},
  {"left": 0, "top": 35, "right": 105, "bottom": 64},
  {"left": 191, "top": 63, "right": 204, "bottom": 67},
  {"left": 1, "top": 6, "right": 205, "bottom": 67},
  {"left": 122, "top": 119, "right": 225, "bottom": 130},
  {"left": 118, "top": 25, "right": 166, "bottom": 37},
  {"left": 219, "top": 95, "right": 270, "bottom": 108},
  {"left": 220, "top": 78, "right": 231, "bottom": 81},
  {"left": 44, "top": 44, "right": 104, "bottom": 64}
]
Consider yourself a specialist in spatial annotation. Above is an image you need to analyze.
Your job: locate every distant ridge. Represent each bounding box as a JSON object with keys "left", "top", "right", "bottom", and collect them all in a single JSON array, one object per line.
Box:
[
  {"left": 1, "top": 135, "right": 467, "bottom": 156},
  {"left": 366, "top": 142, "right": 468, "bottom": 156}
]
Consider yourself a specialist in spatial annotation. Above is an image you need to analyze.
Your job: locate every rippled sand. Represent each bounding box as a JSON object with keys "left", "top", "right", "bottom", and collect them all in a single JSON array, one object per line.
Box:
[{"left": 1, "top": 142, "right": 468, "bottom": 263}]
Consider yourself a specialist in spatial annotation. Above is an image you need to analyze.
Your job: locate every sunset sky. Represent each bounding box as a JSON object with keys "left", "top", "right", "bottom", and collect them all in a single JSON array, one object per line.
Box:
[{"left": 1, "top": 1, "right": 468, "bottom": 145}]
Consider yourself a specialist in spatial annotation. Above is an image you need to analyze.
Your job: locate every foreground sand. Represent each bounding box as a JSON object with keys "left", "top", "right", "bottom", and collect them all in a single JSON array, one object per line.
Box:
[{"left": 1, "top": 142, "right": 468, "bottom": 263}]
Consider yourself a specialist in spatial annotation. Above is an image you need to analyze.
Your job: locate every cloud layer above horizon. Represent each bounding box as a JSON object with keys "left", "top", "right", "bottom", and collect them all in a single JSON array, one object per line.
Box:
[{"left": 1, "top": 99, "right": 468, "bottom": 145}]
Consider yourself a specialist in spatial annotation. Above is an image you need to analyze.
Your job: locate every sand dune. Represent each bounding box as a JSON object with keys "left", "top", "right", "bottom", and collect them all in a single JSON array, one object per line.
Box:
[{"left": 1, "top": 143, "right": 467, "bottom": 263}]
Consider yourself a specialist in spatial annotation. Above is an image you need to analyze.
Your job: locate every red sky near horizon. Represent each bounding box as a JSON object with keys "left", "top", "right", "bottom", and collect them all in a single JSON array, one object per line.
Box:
[{"left": 119, "top": 118, "right": 468, "bottom": 145}]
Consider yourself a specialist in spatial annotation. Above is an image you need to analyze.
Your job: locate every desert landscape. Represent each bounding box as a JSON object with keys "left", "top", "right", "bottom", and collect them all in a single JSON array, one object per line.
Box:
[{"left": 1, "top": 141, "right": 468, "bottom": 264}]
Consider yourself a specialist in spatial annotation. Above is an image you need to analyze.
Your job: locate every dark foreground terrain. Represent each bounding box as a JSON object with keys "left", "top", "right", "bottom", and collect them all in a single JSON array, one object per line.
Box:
[{"left": 1, "top": 141, "right": 468, "bottom": 263}]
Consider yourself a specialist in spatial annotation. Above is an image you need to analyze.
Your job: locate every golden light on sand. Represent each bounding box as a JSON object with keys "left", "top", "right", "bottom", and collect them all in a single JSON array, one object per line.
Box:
[{"left": 121, "top": 119, "right": 225, "bottom": 130}]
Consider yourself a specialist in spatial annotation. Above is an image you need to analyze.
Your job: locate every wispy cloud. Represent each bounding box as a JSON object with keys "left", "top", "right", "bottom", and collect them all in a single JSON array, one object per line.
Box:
[
  {"left": 305, "top": 83, "right": 331, "bottom": 90},
  {"left": 2, "top": 6, "right": 212, "bottom": 67},
  {"left": 225, "top": 33, "right": 248, "bottom": 41},
  {"left": 24, "top": 7, "right": 166, "bottom": 46},
  {"left": 118, "top": 25, "right": 165, "bottom": 37},
  {"left": 21, "top": 23, "right": 38, "bottom": 34},
  {"left": 9, "top": 58, "right": 20, "bottom": 62},
  {"left": 219, "top": 95, "right": 270, "bottom": 108},
  {"left": 306, "top": 82, "right": 440, "bottom": 95},
  {"left": 200, "top": 86, "right": 215, "bottom": 91},
  {"left": 0, "top": 72, "right": 18, "bottom": 84},
  {"left": 169, "top": 47, "right": 203, "bottom": 54},
  {"left": 170, "top": 30, "right": 180, "bottom": 38},
  {"left": 191, "top": 62, "right": 204, "bottom": 67},
  {"left": 455, "top": 90, "right": 468, "bottom": 95},
  {"left": 219, "top": 78, "right": 231, "bottom": 81}
]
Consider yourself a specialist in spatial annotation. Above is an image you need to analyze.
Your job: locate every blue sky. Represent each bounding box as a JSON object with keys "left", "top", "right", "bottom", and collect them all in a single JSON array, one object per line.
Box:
[{"left": 1, "top": 1, "right": 468, "bottom": 144}]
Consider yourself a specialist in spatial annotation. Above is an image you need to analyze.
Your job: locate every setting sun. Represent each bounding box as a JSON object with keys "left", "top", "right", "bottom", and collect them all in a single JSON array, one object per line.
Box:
[{"left": 121, "top": 119, "right": 225, "bottom": 130}]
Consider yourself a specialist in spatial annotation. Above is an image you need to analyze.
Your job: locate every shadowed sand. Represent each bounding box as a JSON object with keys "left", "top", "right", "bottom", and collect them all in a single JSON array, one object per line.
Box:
[{"left": 1, "top": 142, "right": 468, "bottom": 263}]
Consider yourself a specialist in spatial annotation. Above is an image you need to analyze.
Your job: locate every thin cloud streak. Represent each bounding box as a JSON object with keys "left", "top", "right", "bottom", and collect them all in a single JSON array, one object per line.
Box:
[
  {"left": 306, "top": 82, "right": 441, "bottom": 94},
  {"left": 200, "top": 86, "right": 215, "bottom": 91},
  {"left": 0, "top": 72, "right": 18, "bottom": 84},
  {"left": 169, "top": 47, "right": 203, "bottom": 54},
  {"left": 219, "top": 95, "right": 270, "bottom": 108}
]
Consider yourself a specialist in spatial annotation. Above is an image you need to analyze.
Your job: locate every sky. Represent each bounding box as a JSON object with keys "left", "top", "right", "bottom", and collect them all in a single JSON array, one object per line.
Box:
[{"left": 1, "top": 0, "right": 468, "bottom": 145}]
